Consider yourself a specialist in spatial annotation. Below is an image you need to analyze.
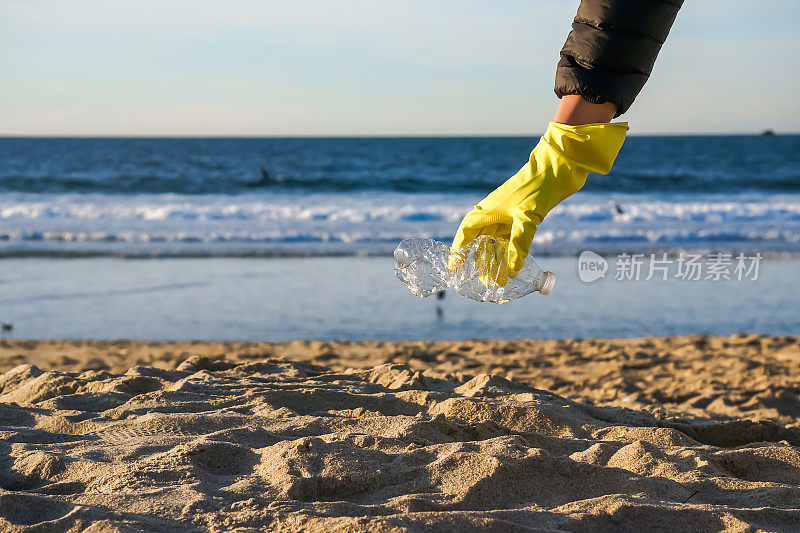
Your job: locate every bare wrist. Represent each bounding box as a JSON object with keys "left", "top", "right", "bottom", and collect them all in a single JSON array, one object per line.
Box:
[{"left": 552, "top": 95, "right": 617, "bottom": 126}]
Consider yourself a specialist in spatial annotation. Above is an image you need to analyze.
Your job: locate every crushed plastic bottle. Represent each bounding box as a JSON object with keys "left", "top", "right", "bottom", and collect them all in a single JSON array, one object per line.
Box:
[{"left": 394, "top": 235, "right": 555, "bottom": 304}]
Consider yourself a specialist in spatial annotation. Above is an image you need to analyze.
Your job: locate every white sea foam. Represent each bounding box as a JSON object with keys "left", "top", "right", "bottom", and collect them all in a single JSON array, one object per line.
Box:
[{"left": 1, "top": 191, "right": 799, "bottom": 256}]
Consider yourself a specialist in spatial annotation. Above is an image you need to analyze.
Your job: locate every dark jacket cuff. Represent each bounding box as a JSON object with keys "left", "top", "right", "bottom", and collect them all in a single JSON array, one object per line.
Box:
[{"left": 554, "top": 0, "right": 683, "bottom": 117}]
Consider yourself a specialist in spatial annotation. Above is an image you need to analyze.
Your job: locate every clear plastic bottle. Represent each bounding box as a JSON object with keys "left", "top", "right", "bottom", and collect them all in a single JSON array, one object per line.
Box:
[{"left": 394, "top": 236, "right": 555, "bottom": 304}]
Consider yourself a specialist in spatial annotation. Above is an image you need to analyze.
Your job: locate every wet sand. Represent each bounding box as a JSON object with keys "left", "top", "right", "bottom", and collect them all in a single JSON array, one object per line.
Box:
[{"left": 0, "top": 335, "right": 798, "bottom": 531}]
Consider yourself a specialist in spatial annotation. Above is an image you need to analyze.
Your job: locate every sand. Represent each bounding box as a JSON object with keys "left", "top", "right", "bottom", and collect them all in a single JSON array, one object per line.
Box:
[{"left": 0, "top": 334, "right": 798, "bottom": 531}]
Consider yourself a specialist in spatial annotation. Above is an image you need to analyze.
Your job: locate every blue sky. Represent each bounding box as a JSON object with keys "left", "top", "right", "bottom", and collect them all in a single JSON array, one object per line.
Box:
[{"left": 1, "top": 0, "right": 798, "bottom": 135}]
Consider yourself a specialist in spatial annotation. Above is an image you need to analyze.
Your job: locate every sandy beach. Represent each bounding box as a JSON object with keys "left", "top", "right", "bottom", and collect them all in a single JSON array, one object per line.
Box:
[{"left": 0, "top": 334, "right": 798, "bottom": 531}]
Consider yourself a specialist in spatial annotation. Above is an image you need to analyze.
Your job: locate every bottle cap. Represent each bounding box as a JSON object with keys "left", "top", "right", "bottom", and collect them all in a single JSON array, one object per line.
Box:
[{"left": 540, "top": 271, "right": 556, "bottom": 295}]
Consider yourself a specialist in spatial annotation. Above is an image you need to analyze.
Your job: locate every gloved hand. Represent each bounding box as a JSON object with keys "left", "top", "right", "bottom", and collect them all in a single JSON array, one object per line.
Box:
[{"left": 450, "top": 121, "right": 628, "bottom": 285}]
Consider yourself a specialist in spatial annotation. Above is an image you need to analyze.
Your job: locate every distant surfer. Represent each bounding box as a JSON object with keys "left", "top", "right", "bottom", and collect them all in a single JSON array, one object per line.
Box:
[{"left": 246, "top": 167, "right": 275, "bottom": 187}]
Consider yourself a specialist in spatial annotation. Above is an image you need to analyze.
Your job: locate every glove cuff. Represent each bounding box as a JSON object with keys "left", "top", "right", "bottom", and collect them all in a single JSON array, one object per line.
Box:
[{"left": 542, "top": 122, "right": 629, "bottom": 175}]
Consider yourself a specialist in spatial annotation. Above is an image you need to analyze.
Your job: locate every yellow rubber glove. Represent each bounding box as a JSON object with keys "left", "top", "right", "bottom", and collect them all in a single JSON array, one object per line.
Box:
[{"left": 450, "top": 121, "right": 629, "bottom": 285}]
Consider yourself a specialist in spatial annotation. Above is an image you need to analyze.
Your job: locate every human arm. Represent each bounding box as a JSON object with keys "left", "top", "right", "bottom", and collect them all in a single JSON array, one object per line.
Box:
[{"left": 450, "top": 0, "right": 683, "bottom": 282}]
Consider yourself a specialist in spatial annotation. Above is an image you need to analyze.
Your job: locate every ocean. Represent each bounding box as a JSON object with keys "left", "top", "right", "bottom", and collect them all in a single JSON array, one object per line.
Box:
[
  {"left": 1, "top": 135, "right": 798, "bottom": 341},
  {"left": 1, "top": 135, "right": 799, "bottom": 258}
]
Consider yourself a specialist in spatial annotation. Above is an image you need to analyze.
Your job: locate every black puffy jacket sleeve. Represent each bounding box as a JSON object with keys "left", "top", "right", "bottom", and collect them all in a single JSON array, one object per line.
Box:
[{"left": 555, "top": 0, "right": 683, "bottom": 117}]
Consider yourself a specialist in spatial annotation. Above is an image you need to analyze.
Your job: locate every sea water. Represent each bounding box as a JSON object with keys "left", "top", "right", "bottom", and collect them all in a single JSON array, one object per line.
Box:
[
  {"left": 0, "top": 256, "right": 798, "bottom": 341},
  {"left": 0, "top": 135, "right": 798, "bottom": 340},
  {"left": 0, "top": 135, "right": 799, "bottom": 258}
]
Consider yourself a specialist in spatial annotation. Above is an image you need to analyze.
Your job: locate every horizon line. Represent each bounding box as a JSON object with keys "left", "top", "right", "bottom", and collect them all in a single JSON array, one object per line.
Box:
[{"left": 0, "top": 130, "right": 794, "bottom": 139}]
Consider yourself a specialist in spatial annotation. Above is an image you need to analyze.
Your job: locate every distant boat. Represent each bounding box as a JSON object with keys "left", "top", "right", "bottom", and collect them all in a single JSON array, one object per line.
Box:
[{"left": 762, "top": 129, "right": 775, "bottom": 136}]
